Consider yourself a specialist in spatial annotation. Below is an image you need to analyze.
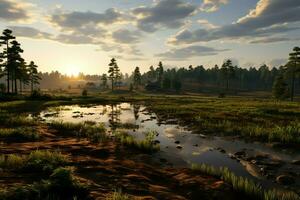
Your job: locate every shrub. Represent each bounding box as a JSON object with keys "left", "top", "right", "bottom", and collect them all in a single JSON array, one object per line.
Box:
[
  {"left": 0, "top": 127, "right": 40, "bottom": 142},
  {"left": 0, "top": 150, "right": 68, "bottom": 174},
  {"left": 82, "top": 89, "right": 88, "bottom": 97},
  {"left": 0, "top": 168, "right": 89, "bottom": 200}
]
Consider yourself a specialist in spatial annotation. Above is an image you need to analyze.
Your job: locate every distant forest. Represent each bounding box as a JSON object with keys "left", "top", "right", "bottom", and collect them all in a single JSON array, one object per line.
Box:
[
  {"left": 2, "top": 59, "right": 297, "bottom": 95},
  {"left": 0, "top": 29, "right": 299, "bottom": 100}
]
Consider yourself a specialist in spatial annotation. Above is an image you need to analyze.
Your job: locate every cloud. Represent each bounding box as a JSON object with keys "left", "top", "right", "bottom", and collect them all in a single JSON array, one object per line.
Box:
[
  {"left": 249, "top": 37, "right": 300, "bottom": 44},
  {"left": 156, "top": 45, "right": 229, "bottom": 60},
  {"left": 197, "top": 19, "right": 218, "bottom": 29},
  {"left": 8, "top": 26, "right": 52, "bottom": 39},
  {"left": 201, "top": 0, "right": 228, "bottom": 12},
  {"left": 169, "top": 0, "right": 300, "bottom": 44},
  {"left": 49, "top": 8, "right": 127, "bottom": 29},
  {"left": 0, "top": 0, "right": 32, "bottom": 22},
  {"left": 55, "top": 34, "right": 96, "bottom": 45},
  {"left": 132, "top": 0, "right": 197, "bottom": 32},
  {"left": 112, "top": 29, "right": 143, "bottom": 44}
]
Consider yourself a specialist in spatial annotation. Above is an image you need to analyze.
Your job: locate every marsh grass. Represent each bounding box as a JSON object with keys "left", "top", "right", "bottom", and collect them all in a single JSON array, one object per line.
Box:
[
  {"left": 0, "top": 127, "right": 40, "bottom": 142},
  {"left": 0, "top": 167, "right": 89, "bottom": 200},
  {"left": 148, "top": 96, "right": 300, "bottom": 144},
  {"left": 191, "top": 164, "right": 299, "bottom": 200},
  {"left": 0, "top": 150, "right": 68, "bottom": 173},
  {"left": 48, "top": 121, "right": 108, "bottom": 143},
  {"left": 0, "top": 113, "right": 37, "bottom": 127},
  {"left": 114, "top": 131, "right": 159, "bottom": 153},
  {"left": 106, "top": 189, "right": 131, "bottom": 200}
]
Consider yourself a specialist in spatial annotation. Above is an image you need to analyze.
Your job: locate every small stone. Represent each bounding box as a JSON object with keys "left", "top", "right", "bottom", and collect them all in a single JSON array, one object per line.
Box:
[
  {"left": 291, "top": 160, "right": 300, "bottom": 165},
  {"left": 234, "top": 151, "right": 246, "bottom": 157},
  {"left": 176, "top": 145, "right": 183, "bottom": 149},
  {"left": 276, "top": 175, "right": 295, "bottom": 185}
]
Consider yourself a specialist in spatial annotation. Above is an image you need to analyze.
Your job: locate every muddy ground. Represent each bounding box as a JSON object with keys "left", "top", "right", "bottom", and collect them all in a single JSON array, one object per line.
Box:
[{"left": 0, "top": 125, "right": 244, "bottom": 200}]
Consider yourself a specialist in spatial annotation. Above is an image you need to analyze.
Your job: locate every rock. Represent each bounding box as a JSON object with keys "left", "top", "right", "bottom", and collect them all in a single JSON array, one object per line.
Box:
[
  {"left": 276, "top": 175, "right": 295, "bottom": 185},
  {"left": 228, "top": 153, "right": 236, "bottom": 159},
  {"left": 199, "top": 134, "right": 207, "bottom": 138},
  {"left": 234, "top": 151, "right": 246, "bottom": 157},
  {"left": 193, "top": 144, "right": 198, "bottom": 147},
  {"left": 240, "top": 160, "right": 263, "bottom": 179},
  {"left": 291, "top": 160, "right": 300, "bottom": 165},
  {"left": 217, "top": 148, "right": 226, "bottom": 153},
  {"left": 154, "top": 140, "right": 160, "bottom": 144},
  {"left": 175, "top": 141, "right": 180, "bottom": 144},
  {"left": 176, "top": 145, "right": 183, "bottom": 149}
]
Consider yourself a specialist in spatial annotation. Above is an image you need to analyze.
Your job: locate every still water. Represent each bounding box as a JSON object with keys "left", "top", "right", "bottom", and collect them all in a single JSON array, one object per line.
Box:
[{"left": 36, "top": 103, "right": 300, "bottom": 186}]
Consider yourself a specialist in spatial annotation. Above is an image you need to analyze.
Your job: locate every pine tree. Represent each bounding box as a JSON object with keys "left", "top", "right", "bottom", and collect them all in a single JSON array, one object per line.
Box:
[
  {"left": 133, "top": 66, "right": 141, "bottom": 89},
  {"left": 8, "top": 40, "right": 24, "bottom": 94},
  {"left": 108, "top": 58, "right": 116, "bottom": 91},
  {"left": 272, "top": 74, "right": 288, "bottom": 100},
  {"left": 108, "top": 58, "right": 120, "bottom": 91},
  {"left": 221, "top": 59, "right": 235, "bottom": 90},
  {"left": 28, "top": 61, "right": 41, "bottom": 93},
  {"left": 285, "top": 47, "right": 300, "bottom": 101},
  {"left": 0, "top": 29, "right": 15, "bottom": 93},
  {"left": 101, "top": 74, "right": 108, "bottom": 89},
  {"left": 157, "top": 61, "right": 164, "bottom": 87}
]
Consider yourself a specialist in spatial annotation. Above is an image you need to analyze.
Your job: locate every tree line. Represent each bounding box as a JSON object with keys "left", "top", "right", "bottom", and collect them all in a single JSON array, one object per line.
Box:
[
  {"left": 101, "top": 47, "right": 299, "bottom": 101},
  {"left": 0, "top": 29, "right": 40, "bottom": 94}
]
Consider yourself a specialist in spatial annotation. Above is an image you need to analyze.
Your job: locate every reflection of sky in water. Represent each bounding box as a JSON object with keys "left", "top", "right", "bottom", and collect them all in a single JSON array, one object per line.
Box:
[{"left": 39, "top": 103, "right": 300, "bottom": 179}]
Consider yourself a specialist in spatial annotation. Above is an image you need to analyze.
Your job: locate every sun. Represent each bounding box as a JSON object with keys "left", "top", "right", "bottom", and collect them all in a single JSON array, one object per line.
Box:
[{"left": 65, "top": 65, "right": 80, "bottom": 77}]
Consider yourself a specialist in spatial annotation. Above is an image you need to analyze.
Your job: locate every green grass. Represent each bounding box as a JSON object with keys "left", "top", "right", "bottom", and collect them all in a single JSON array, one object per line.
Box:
[
  {"left": 114, "top": 131, "right": 159, "bottom": 153},
  {"left": 48, "top": 121, "right": 108, "bottom": 143},
  {"left": 0, "top": 127, "right": 40, "bottom": 142},
  {"left": 146, "top": 96, "right": 300, "bottom": 145},
  {"left": 191, "top": 164, "right": 300, "bottom": 200},
  {"left": 0, "top": 150, "right": 68, "bottom": 173},
  {"left": 0, "top": 112, "right": 37, "bottom": 127},
  {"left": 0, "top": 167, "right": 89, "bottom": 200}
]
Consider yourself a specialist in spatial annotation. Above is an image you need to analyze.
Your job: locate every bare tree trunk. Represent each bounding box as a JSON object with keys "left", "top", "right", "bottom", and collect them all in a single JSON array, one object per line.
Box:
[{"left": 6, "top": 42, "right": 10, "bottom": 94}]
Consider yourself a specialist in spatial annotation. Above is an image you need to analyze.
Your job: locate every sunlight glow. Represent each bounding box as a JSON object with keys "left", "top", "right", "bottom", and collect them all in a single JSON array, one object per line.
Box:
[{"left": 65, "top": 64, "right": 81, "bottom": 77}]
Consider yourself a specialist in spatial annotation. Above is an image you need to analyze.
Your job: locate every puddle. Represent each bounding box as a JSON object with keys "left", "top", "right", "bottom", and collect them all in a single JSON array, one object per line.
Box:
[{"left": 33, "top": 103, "right": 300, "bottom": 190}]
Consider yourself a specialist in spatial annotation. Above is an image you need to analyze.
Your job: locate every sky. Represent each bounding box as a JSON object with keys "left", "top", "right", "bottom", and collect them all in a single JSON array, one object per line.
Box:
[{"left": 0, "top": 0, "right": 299, "bottom": 75}]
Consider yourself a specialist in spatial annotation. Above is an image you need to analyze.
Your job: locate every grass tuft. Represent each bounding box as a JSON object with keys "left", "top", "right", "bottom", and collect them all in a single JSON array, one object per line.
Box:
[
  {"left": 48, "top": 121, "right": 108, "bottom": 143},
  {"left": 106, "top": 189, "right": 131, "bottom": 200},
  {"left": 114, "top": 131, "right": 159, "bottom": 153},
  {"left": 191, "top": 163, "right": 300, "bottom": 200}
]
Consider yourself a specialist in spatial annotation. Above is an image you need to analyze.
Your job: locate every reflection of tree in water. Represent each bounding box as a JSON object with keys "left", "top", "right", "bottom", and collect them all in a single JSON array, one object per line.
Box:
[
  {"left": 133, "top": 104, "right": 140, "bottom": 121},
  {"left": 108, "top": 104, "right": 121, "bottom": 130}
]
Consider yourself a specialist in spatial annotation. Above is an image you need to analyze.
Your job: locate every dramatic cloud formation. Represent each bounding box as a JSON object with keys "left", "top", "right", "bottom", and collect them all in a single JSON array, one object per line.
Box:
[
  {"left": 112, "top": 29, "right": 143, "bottom": 44},
  {"left": 156, "top": 45, "right": 229, "bottom": 60},
  {"left": 132, "top": 0, "right": 197, "bottom": 32},
  {"left": 169, "top": 0, "right": 300, "bottom": 44},
  {"left": 201, "top": 0, "right": 228, "bottom": 12},
  {"left": 0, "top": 0, "right": 31, "bottom": 22},
  {"left": 49, "top": 8, "right": 126, "bottom": 29}
]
